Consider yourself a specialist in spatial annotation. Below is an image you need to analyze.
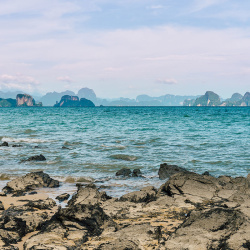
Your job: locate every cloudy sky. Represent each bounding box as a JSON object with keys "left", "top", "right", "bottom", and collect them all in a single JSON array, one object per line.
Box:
[{"left": 0, "top": 0, "right": 250, "bottom": 98}]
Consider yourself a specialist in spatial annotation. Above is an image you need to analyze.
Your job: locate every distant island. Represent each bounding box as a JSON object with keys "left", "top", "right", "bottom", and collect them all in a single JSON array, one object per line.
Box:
[
  {"left": 0, "top": 94, "right": 42, "bottom": 107},
  {"left": 54, "top": 95, "right": 95, "bottom": 107},
  {"left": 183, "top": 91, "right": 250, "bottom": 106},
  {"left": 0, "top": 89, "right": 249, "bottom": 107}
]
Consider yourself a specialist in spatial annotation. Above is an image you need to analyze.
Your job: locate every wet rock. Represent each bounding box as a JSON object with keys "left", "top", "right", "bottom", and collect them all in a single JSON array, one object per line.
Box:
[
  {"left": 0, "top": 141, "right": 8, "bottom": 147},
  {"left": 12, "top": 144, "right": 23, "bottom": 148},
  {"left": 158, "top": 163, "right": 190, "bottom": 180},
  {"left": 22, "top": 154, "right": 46, "bottom": 162},
  {"left": 120, "top": 186, "right": 157, "bottom": 203},
  {"left": 0, "top": 201, "right": 4, "bottom": 210},
  {"left": 165, "top": 207, "right": 249, "bottom": 250},
  {"left": 62, "top": 146, "right": 69, "bottom": 149},
  {"left": 3, "top": 171, "right": 59, "bottom": 195},
  {"left": 115, "top": 168, "right": 131, "bottom": 177},
  {"left": 132, "top": 168, "right": 142, "bottom": 177},
  {"left": 56, "top": 193, "right": 70, "bottom": 202}
]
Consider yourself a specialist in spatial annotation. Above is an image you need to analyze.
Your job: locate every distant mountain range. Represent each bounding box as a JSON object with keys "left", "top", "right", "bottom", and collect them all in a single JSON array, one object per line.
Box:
[
  {"left": 183, "top": 91, "right": 250, "bottom": 106},
  {"left": 36, "top": 88, "right": 199, "bottom": 106},
  {"left": 0, "top": 88, "right": 249, "bottom": 106}
]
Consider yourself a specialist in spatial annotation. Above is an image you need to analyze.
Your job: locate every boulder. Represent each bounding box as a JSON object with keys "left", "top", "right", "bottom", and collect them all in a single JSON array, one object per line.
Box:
[
  {"left": 115, "top": 168, "right": 131, "bottom": 177},
  {"left": 3, "top": 171, "right": 59, "bottom": 195},
  {"left": 120, "top": 186, "right": 157, "bottom": 203},
  {"left": 158, "top": 163, "right": 190, "bottom": 180},
  {"left": 132, "top": 169, "right": 142, "bottom": 177},
  {"left": 56, "top": 193, "right": 70, "bottom": 202},
  {"left": 0, "top": 142, "right": 8, "bottom": 147},
  {"left": 22, "top": 154, "right": 46, "bottom": 162}
]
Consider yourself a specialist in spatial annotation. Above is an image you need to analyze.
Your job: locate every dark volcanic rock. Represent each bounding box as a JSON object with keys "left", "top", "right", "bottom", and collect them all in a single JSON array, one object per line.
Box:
[
  {"left": 120, "top": 186, "right": 157, "bottom": 203},
  {"left": 12, "top": 144, "right": 22, "bottom": 148},
  {"left": 116, "top": 168, "right": 132, "bottom": 177},
  {"left": 56, "top": 193, "right": 70, "bottom": 202},
  {"left": 24, "top": 154, "right": 46, "bottom": 162},
  {"left": 158, "top": 163, "right": 190, "bottom": 180},
  {"left": 132, "top": 168, "right": 142, "bottom": 177},
  {"left": 3, "top": 171, "right": 59, "bottom": 195},
  {"left": 0, "top": 141, "right": 8, "bottom": 147}
]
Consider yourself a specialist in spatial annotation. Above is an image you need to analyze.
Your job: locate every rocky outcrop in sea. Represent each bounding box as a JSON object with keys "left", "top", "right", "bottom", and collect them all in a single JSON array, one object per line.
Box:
[
  {"left": 54, "top": 95, "right": 95, "bottom": 107},
  {"left": 0, "top": 167, "right": 249, "bottom": 249}
]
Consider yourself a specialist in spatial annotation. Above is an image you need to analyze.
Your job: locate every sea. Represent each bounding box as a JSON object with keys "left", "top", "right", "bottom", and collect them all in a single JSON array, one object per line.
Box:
[{"left": 0, "top": 106, "right": 249, "bottom": 198}]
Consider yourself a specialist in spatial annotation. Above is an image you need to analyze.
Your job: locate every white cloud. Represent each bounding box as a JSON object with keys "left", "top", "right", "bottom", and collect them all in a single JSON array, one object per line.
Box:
[
  {"left": 0, "top": 74, "right": 39, "bottom": 91},
  {"left": 156, "top": 78, "right": 177, "bottom": 85}
]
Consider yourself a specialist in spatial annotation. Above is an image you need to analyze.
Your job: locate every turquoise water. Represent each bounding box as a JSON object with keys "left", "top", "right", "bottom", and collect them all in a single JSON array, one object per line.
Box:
[{"left": 0, "top": 107, "right": 249, "bottom": 196}]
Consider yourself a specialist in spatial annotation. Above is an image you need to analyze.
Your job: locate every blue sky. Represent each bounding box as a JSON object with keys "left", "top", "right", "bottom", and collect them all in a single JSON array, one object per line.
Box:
[{"left": 0, "top": 0, "right": 250, "bottom": 98}]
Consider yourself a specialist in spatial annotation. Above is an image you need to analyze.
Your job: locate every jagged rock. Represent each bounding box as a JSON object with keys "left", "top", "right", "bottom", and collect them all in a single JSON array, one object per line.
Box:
[
  {"left": 165, "top": 207, "right": 249, "bottom": 250},
  {"left": 120, "top": 186, "right": 157, "bottom": 203},
  {"left": 132, "top": 169, "right": 142, "bottom": 177},
  {"left": 0, "top": 141, "right": 8, "bottom": 147},
  {"left": 0, "top": 192, "right": 6, "bottom": 197},
  {"left": 3, "top": 171, "right": 59, "bottom": 195},
  {"left": 24, "top": 185, "right": 113, "bottom": 249},
  {"left": 56, "top": 193, "right": 70, "bottom": 202},
  {"left": 115, "top": 168, "right": 131, "bottom": 177},
  {"left": 24, "top": 198, "right": 57, "bottom": 210},
  {"left": 0, "top": 204, "right": 54, "bottom": 245},
  {"left": 158, "top": 172, "right": 219, "bottom": 203},
  {"left": 68, "top": 184, "right": 110, "bottom": 207},
  {"left": 23, "top": 154, "right": 46, "bottom": 162},
  {"left": 158, "top": 163, "right": 190, "bottom": 180}
]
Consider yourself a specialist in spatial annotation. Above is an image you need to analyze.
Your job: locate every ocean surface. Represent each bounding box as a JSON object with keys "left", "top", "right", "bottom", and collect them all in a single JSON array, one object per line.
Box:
[{"left": 0, "top": 106, "right": 249, "bottom": 198}]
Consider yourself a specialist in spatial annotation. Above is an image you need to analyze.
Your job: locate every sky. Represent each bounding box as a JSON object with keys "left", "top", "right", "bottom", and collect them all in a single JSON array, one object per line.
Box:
[{"left": 0, "top": 0, "right": 250, "bottom": 98}]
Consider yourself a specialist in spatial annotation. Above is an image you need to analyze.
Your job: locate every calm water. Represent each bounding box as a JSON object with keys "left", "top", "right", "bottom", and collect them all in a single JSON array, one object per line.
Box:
[{"left": 0, "top": 107, "right": 249, "bottom": 197}]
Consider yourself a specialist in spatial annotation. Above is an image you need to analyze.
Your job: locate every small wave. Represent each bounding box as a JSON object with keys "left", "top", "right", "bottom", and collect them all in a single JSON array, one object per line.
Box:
[
  {"left": 110, "top": 154, "right": 139, "bottom": 161},
  {"left": 1, "top": 137, "right": 49, "bottom": 143}
]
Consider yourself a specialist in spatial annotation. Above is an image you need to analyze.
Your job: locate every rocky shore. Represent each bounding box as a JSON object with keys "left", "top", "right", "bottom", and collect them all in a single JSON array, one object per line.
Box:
[{"left": 0, "top": 165, "right": 249, "bottom": 249}]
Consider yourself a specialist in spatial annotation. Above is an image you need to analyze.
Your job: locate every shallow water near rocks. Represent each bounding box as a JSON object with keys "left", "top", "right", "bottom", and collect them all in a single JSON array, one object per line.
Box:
[{"left": 0, "top": 106, "right": 249, "bottom": 197}]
